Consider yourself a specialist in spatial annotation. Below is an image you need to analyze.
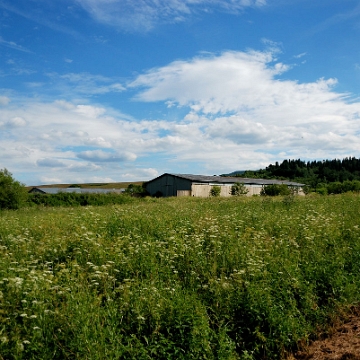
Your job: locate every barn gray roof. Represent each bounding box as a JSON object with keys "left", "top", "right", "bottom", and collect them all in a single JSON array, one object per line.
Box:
[{"left": 148, "top": 173, "right": 304, "bottom": 186}]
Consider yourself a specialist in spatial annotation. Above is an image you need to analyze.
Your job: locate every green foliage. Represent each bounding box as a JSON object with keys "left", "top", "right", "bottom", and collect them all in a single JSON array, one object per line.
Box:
[
  {"left": 302, "top": 184, "right": 311, "bottom": 195},
  {"left": 235, "top": 157, "right": 360, "bottom": 193},
  {"left": 210, "top": 185, "right": 221, "bottom": 197},
  {"left": 326, "top": 180, "right": 360, "bottom": 194},
  {"left": 0, "top": 168, "right": 28, "bottom": 210},
  {"left": 260, "top": 184, "right": 291, "bottom": 196},
  {"left": 1, "top": 195, "right": 360, "bottom": 358},
  {"left": 28, "top": 192, "right": 136, "bottom": 207},
  {"left": 316, "top": 187, "right": 328, "bottom": 195},
  {"left": 124, "top": 183, "right": 146, "bottom": 196},
  {"left": 231, "top": 182, "right": 249, "bottom": 196}
]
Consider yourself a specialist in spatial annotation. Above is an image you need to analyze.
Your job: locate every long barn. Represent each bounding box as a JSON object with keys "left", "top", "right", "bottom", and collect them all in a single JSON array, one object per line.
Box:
[{"left": 145, "top": 173, "right": 304, "bottom": 197}]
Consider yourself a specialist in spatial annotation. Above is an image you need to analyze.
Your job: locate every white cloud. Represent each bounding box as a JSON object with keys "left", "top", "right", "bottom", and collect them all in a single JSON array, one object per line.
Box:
[
  {"left": 0, "top": 96, "right": 10, "bottom": 106},
  {"left": 294, "top": 52, "right": 307, "bottom": 59},
  {"left": 120, "top": 168, "right": 159, "bottom": 180},
  {"left": 37, "top": 158, "right": 67, "bottom": 168},
  {"left": 128, "top": 49, "right": 360, "bottom": 166},
  {"left": 0, "top": 116, "right": 26, "bottom": 129},
  {"left": 129, "top": 50, "right": 349, "bottom": 126},
  {"left": 0, "top": 36, "right": 31, "bottom": 53},
  {"left": 47, "top": 72, "right": 125, "bottom": 96},
  {"left": 77, "top": 149, "right": 137, "bottom": 162},
  {"left": 2, "top": 48, "right": 360, "bottom": 185},
  {"left": 0, "top": 99, "right": 165, "bottom": 184},
  {"left": 75, "top": 0, "right": 266, "bottom": 31}
]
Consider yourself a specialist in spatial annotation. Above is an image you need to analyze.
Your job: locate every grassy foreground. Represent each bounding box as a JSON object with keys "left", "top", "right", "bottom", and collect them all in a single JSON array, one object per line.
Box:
[{"left": 1, "top": 195, "right": 360, "bottom": 359}]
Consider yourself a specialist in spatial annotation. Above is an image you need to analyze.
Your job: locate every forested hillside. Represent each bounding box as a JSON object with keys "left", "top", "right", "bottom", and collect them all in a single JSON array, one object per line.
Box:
[{"left": 232, "top": 157, "right": 360, "bottom": 193}]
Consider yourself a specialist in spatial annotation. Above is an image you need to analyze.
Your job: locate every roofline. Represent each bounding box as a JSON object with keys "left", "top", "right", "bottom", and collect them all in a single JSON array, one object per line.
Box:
[{"left": 145, "top": 173, "right": 304, "bottom": 187}]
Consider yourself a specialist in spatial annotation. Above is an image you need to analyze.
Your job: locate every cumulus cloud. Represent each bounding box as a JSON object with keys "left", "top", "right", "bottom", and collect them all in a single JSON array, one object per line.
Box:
[
  {"left": 129, "top": 50, "right": 349, "bottom": 126},
  {"left": 74, "top": 0, "right": 266, "bottom": 31},
  {"left": 128, "top": 48, "right": 360, "bottom": 166},
  {"left": 0, "top": 99, "right": 164, "bottom": 184},
  {"left": 0, "top": 117, "right": 26, "bottom": 128},
  {"left": 2, "top": 48, "right": 360, "bottom": 185}
]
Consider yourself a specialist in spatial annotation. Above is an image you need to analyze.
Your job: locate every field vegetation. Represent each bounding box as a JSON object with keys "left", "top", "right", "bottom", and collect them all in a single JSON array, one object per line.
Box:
[{"left": 1, "top": 194, "right": 360, "bottom": 359}]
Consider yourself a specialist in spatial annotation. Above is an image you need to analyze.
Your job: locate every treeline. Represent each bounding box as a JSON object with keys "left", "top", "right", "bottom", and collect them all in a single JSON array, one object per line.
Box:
[
  {"left": 235, "top": 157, "right": 360, "bottom": 193},
  {"left": 28, "top": 184, "right": 147, "bottom": 207}
]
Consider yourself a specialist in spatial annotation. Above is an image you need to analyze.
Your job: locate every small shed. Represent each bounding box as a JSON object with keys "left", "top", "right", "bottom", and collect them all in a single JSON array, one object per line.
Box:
[{"left": 145, "top": 173, "right": 304, "bottom": 198}]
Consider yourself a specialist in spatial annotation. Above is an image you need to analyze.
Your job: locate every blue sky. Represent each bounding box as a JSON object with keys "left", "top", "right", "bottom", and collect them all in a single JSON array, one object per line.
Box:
[{"left": 1, "top": 0, "right": 360, "bottom": 185}]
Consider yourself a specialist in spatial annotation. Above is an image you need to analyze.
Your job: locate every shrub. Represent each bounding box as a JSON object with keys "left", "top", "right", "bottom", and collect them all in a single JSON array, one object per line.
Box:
[
  {"left": 210, "top": 185, "right": 221, "bottom": 197},
  {"left": 260, "top": 184, "right": 290, "bottom": 196},
  {"left": 316, "top": 187, "right": 328, "bottom": 195},
  {"left": 326, "top": 180, "right": 360, "bottom": 194},
  {"left": 231, "top": 182, "right": 249, "bottom": 196},
  {"left": 0, "top": 168, "right": 28, "bottom": 210},
  {"left": 124, "top": 183, "right": 147, "bottom": 196}
]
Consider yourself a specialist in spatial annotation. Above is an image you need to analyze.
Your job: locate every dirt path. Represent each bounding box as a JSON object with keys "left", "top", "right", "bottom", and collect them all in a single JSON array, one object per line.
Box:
[{"left": 289, "top": 308, "right": 360, "bottom": 360}]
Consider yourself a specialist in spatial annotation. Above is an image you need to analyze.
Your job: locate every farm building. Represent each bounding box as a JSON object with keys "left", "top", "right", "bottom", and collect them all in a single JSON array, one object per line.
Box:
[
  {"left": 145, "top": 173, "right": 304, "bottom": 197},
  {"left": 28, "top": 187, "right": 124, "bottom": 195}
]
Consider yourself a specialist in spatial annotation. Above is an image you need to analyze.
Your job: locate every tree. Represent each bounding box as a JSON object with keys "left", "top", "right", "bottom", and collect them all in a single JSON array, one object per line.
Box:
[
  {"left": 230, "top": 182, "right": 249, "bottom": 196},
  {"left": 0, "top": 169, "right": 28, "bottom": 209},
  {"left": 124, "top": 183, "right": 146, "bottom": 196}
]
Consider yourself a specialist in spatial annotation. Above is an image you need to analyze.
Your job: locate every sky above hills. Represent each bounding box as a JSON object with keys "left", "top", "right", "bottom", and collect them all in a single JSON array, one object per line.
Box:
[{"left": 1, "top": 0, "right": 360, "bottom": 185}]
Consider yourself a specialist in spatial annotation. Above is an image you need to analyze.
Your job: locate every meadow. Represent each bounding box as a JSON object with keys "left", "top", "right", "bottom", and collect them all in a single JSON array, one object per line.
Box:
[{"left": 1, "top": 194, "right": 360, "bottom": 359}]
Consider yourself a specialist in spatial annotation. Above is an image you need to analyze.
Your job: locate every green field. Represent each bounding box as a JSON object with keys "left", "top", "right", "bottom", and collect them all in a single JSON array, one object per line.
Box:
[{"left": 1, "top": 195, "right": 360, "bottom": 359}]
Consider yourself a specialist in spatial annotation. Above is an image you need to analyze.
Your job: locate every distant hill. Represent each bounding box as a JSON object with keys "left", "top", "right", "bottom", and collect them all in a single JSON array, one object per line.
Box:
[{"left": 221, "top": 170, "right": 246, "bottom": 176}]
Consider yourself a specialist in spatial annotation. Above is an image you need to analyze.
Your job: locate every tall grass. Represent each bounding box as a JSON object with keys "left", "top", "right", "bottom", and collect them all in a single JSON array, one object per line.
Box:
[
  {"left": 27, "top": 192, "right": 137, "bottom": 207},
  {"left": 1, "top": 194, "right": 360, "bottom": 359}
]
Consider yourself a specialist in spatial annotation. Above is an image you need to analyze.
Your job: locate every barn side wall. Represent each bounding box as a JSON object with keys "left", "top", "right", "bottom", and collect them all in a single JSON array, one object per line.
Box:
[
  {"left": 191, "top": 184, "right": 264, "bottom": 197},
  {"left": 146, "top": 175, "right": 304, "bottom": 198},
  {"left": 145, "top": 175, "right": 192, "bottom": 197},
  {"left": 191, "top": 184, "right": 232, "bottom": 197},
  {"left": 246, "top": 185, "right": 263, "bottom": 196}
]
